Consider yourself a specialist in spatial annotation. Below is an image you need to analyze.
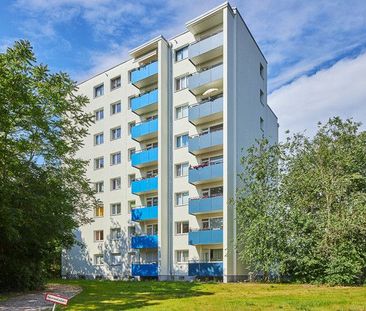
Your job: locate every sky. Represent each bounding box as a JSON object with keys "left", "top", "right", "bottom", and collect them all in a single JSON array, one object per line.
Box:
[{"left": 1, "top": 0, "right": 366, "bottom": 140}]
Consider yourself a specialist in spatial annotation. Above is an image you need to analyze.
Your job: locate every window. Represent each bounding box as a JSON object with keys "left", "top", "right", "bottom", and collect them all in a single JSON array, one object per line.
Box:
[
  {"left": 260, "top": 117, "right": 264, "bottom": 132},
  {"left": 176, "top": 192, "right": 189, "bottom": 206},
  {"left": 128, "top": 121, "right": 136, "bottom": 135},
  {"left": 94, "top": 254, "right": 104, "bottom": 265},
  {"left": 128, "top": 174, "right": 135, "bottom": 187},
  {"left": 94, "top": 84, "right": 104, "bottom": 97},
  {"left": 202, "top": 217, "right": 223, "bottom": 230},
  {"left": 110, "top": 76, "right": 121, "bottom": 90},
  {"left": 111, "top": 203, "right": 121, "bottom": 215},
  {"left": 128, "top": 148, "right": 136, "bottom": 161},
  {"left": 210, "top": 249, "right": 223, "bottom": 261},
  {"left": 146, "top": 197, "right": 158, "bottom": 207},
  {"left": 202, "top": 218, "right": 210, "bottom": 230},
  {"left": 95, "top": 108, "right": 104, "bottom": 121},
  {"left": 202, "top": 186, "right": 223, "bottom": 198},
  {"left": 111, "top": 127, "right": 121, "bottom": 140},
  {"left": 175, "top": 75, "right": 188, "bottom": 91},
  {"left": 176, "top": 162, "right": 189, "bottom": 177},
  {"left": 94, "top": 230, "right": 104, "bottom": 241},
  {"left": 94, "top": 133, "right": 104, "bottom": 145},
  {"left": 260, "top": 89, "right": 264, "bottom": 105},
  {"left": 111, "top": 152, "right": 121, "bottom": 165},
  {"left": 111, "top": 177, "right": 121, "bottom": 190},
  {"left": 94, "top": 157, "right": 104, "bottom": 170},
  {"left": 176, "top": 250, "right": 189, "bottom": 263},
  {"left": 146, "top": 169, "right": 158, "bottom": 178},
  {"left": 128, "top": 200, "right": 136, "bottom": 213},
  {"left": 111, "top": 101, "right": 121, "bottom": 115},
  {"left": 175, "top": 104, "right": 188, "bottom": 119},
  {"left": 146, "top": 142, "right": 158, "bottom": 150},
  {"left": 110, "top": 228, "right": 121, "bottom": 240},
  {"left": 176, "top": 133, "right": 188, "bottom": 148},
  {"left": 146, "top": 224, "right": 158, "bottom": 235},
  {"left": 95, "top": 181, "right": 104, "bottom": 193},
  {"left": 175, "top": 46, "right": 188, "bottom": 62},
  {"left": 94, "top": 204, "right": 104, "bottom": 217},
  {"left": 110, "top": 253, "right": 122, "bottom": 265},
  {"left": 128, "top": 225, "right": 135, "bottom": 237},
  {"left": 176, "top": 221, "right": 189, "bottom": 234},
  {"left": 260, "top": 63, "right": 264, "bottom": 79}
]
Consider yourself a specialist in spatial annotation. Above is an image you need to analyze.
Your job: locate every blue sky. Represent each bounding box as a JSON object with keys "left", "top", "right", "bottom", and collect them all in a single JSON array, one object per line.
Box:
[{"left": 1, "top": 0, "right": 366, "bottom": 139}]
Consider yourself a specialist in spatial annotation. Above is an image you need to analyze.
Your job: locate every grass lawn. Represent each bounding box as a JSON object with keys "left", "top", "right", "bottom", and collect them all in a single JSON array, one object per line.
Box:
[{"left": 52, "top": 279, "right": 366, "bottom": 311}]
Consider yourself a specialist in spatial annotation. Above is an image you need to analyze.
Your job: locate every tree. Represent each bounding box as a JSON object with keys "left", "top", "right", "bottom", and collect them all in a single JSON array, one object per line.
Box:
[
  {"left": 0, "top": 40, "right": 96, "bottom": 291},
  {"left": 236, "top": 118, "right": 366, "bottom": 285}
]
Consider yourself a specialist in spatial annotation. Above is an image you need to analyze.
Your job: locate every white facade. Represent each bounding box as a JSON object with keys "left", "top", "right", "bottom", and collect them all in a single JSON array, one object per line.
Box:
[{"left": 62, "top": 2, "right": 278, "bottom": 282}]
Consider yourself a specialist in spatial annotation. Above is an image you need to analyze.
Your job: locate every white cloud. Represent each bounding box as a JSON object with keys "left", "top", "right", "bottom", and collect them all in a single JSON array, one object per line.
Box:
[{"left": 269, "top": 52, "right": 366, "bottom": 141}]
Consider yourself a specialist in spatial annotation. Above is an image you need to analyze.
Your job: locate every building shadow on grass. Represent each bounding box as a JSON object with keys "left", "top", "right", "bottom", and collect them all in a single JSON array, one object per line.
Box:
[{"left": 67, "top": 280, "right": 214, "bottom": 310}]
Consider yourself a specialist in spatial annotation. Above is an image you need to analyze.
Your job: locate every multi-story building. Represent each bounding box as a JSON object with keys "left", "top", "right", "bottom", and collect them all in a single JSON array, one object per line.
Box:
[{"left": 62, "top": 2, "right": 278, "bottom": 282}]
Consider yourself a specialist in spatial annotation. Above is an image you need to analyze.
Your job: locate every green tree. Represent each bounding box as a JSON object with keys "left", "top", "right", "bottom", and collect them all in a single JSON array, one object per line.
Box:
[
  {"left": 236, "top": 118, "right": 366, "bottom": 285},
  {"left": 0, "top": 40, "right": 96, "bottom": 291}
]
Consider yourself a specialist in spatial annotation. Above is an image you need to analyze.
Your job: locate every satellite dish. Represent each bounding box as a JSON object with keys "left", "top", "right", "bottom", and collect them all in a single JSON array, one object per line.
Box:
[{"left": 202, "top": 88, "right": 218, "bottom": 96}]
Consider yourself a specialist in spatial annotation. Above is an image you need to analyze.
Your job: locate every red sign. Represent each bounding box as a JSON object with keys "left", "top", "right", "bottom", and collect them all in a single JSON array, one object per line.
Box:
[{"left": 45, "top": 293, "right": 69, "bottom": 306}]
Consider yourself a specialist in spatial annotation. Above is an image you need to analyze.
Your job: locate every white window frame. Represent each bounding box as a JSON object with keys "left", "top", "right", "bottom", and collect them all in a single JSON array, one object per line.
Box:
[
  {"left": 111, "top": 101, "right": 121, "bottom": 115},
  {"left": 94, "top": 84, "right": 104, "bottom": 98},
  {"left": 94, "top": 204, "right": 104, "bottom": 217},
  {"left": 111, "top": 127, "right": 121, "bottom": 140},
  {"left": 176, "top": 133, "right": 189, "bottom": 148},
  {"left": 111, "top": 177, "right": 121, "bottom": 191},
  {"left": 175, "top": 46, "right": 188, "bottom": 62},
  {"left": 95, "top": 108, "right": 104, "bottom": 121},
  {"left": 94, "top": 254, "right": 104, "bottom": 265},
  {"left": 175, "top": 192, "right": 189, "bottom": 206},
  {"left": 176, "top": 250, "right": 189, "bottom": 263},
  {"left": 175, "top": 75, "right": 188, "bottom": 91},
  {"left": 176, "top": 162, "right": 189, "bottom": 177},
  {"left": 110, "top": 76, "right": 121, "bottom": 90},
  {"left": 110, "top": 203, "right": 121, "bottom": 216},
  {"left": 94, "top": 157, "right": 104, "bottom": 170},
  {"left": 111, "top": 152, "right": 121, "bottom": 165},
  {"left": 94, "top": 230, "right": 104, "bottom": 242},
  {"left": 94, "top": 133, "right": 104, "bottom": 145},
  {"left": 175, "top": 104, "right": 189, "bottom": 120},
  {"left": 110, "top": 228, "right": 121, "bottom": 240},
  {"left": 175, "top": 221, "right": 189, "bottom": 235},
  {"left": 95, "top": 181, "right": 104, "bottom": 193}
]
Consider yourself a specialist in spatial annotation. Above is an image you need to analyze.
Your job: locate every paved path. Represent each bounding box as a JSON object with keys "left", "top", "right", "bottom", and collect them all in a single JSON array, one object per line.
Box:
[{"left": 0, "top": 283, "right": 81, "bottom": 311}]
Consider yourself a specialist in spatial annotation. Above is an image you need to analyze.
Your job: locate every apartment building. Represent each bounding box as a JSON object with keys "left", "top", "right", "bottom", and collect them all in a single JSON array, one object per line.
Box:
[{"left": 62, "top": 2, "right": 278, "bottom": 282}]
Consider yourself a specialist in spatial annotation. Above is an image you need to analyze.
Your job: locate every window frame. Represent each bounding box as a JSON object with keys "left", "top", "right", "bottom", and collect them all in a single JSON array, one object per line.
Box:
[
  {"left": 110, "top": 76, "right": 121, "bottom": 91},
  {"left": 94, "top": 254, "right": 104, "bottom": 265},
  {"left": 111, "top": 101, "right": 122, "bottom": 115},
  {"left": 94, "top": 83, "right": 104, "bottom": 98},
  {"left": 175, "top": 221, "right": 189, "bottom": 235},
  {"left": 175, "top": 191, "right": 189, "bottom": 206},
  {"left": 110, "top": 127, "right": 121, "bottom": 141},
  {"left": 175, "top": 45, "right": 189, "bottom": 62},
  {"left": 175, "top": 162, "right": 189, "bottom": 177},
  {"left": 94, "top": 204, "right": 104, "bottom": 217},
  {"left": 110, "top": 152, "right": 121, "bottom": 166},
  {"left": 110, "top": 177, "right": 121, "bottom": 191},
  {"left": 110, "top": 202, "right": 121, "bottom": 216},
  {"left": 94, "top": 132, "right": 104, "bottom": 146},
  {"left": 94, "top": 230, "right": 104, "bottom": 242},
  {"left": 176, "top": 250, "right": 189, "bottom": 263},
  {"left": 95, "top": 181, "right": 104, "bottom": 193},
  {"left": 175, "top": 75, "right": 188, "bottom": 92},
  {"left": 175, "top": 104, "right": 189, "bottom": 120},
  {"left": 94, "top": 108, "right": 104, "bottom": 121},
  {"left": 176, "top": 133, "right": 189, "bottom": 149}
]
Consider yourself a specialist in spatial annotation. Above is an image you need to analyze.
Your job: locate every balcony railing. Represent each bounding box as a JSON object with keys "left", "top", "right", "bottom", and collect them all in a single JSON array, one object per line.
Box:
[
  {"left": 188, "top": 261, "right": 223, "bottom": 277},
  {"left": 130, "top": 89, "right": 158, "bottom": 115},
  {"left": 131, "top": 176, "right": 158, "bottom": 195},
  {"left": 131, "top": 147, "right": 158, "bottom": 168},
  {"left": 188, "top": 63, "right": 223, "bottom": 96},
  {"left": 189, "top": 32, "right": 223, "bottom": 65},
  {"left": 131, "top": 205, "right": 158, "bottom": 222},
  {"left": 188, "top": 129, "right": 223, "bottom": 155},
  {"left": 130, "top": 61, "right": 158, "bottom": 89},
  {"left": 131, "top": 118, "right": 158, "bottom": 142},
  {"left": 188, "top": 229, "right": 223, "bottom": 245},
  {"left": 131, "top": 234, "right": 158, "bottom": 249},
  {"left": 131, "top": 262, "right": 158, "bottom": 277},
  {"left": 188, "top": 161, "right": 223, "bottom": 185},
  {"left": 189, "top": 195, "right": 223, "bottom": 215},
  {"left": 189, "top": 96, "right": 223, "bottom": 126}
]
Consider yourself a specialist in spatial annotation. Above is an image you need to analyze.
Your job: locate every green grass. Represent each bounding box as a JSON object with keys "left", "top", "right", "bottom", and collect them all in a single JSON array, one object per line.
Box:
[{"left": 51, "top": 279, "right": 366, "bottom": 311}]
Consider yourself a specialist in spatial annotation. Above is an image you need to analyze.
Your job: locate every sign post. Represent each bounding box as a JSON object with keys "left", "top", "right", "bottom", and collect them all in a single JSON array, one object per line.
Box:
[{"left": 45, "top": 293, "right": 69, "bottom": 310}]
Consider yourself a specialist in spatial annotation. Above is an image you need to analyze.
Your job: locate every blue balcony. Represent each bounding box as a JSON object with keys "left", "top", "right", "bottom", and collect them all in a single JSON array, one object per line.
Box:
[
  {"left": 130, "top": 61, "right": 158, "bottom": 89},
  {"left": 189, "top": 130, "right": 223, "bottom": 155},
  {"left": 131, "top": 118, "right": 158, "bottom": 142},
  {"left": 189, "top": 196, "right": 223, "bottom": 215},
  {"left": 132, "top": 263, "right": 158, "bottom": 277},
  {"left": 131, "top": 176, "right": 158, "bottom": 195},
  {"left": 131, "top": 147, "right": 158, "bottom": 168},
  {"left": 189, "top": 162, "right": 223, "bottom": 185},
  {"left": 131, "top": 89, "right": 158, "bottom": 115},
  {"left": 188, "top": 63, "right": 223, "bottom": 96},
  {"left": 189, "top": 32, "right": 223, "bottom": 66},
  {"left": 131, "top": 206, "right": 158, "bottom": 222},
  {"left": 131, "top": 235, "right": 158, "bottom": 249},
  {"left": 189, "top": 97, "right": 223, "bottom": 126},
  {"left": 188, "top": 262, "right": 223, "bottom": 277},
  {"left": 188, "top": 229, "right": 223, "bottom": 245}
]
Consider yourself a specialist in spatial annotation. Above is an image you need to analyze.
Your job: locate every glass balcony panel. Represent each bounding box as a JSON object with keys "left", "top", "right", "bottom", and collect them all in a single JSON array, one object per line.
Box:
[
  {"left": 131, "top": 176, "right": 158, "bottom": 195},
  {"left": 188, "top": 64, "right": 223, "bottom": 96},
  {"left": 188, "top": 262, "right": 223, "bottom": 277},
  {"left": 131, "top": 89, "right": 158, "bottom": 115},
  {"left": 188, "top": 229, "right": 223, "bottom": 245},
  {"left": 189, "top": 32, "right": 223, "bottom": 65},
  {"left": 131, "top": 119, "right": 158, "bottom": 142},
  {"left": 188, "top": 162, "right": 223, "bottom": 185},
  {"left": 131, "top": 263, "right": 158, "bottom": 277},
  {"left": 130, "top": 61, "right": 158, "bottom": 89},
  {"left": 188, "top": 130, "right": 223, "bottom": 155},
  {"left": 131, "top": 205, "right": 158, "bottom": 222},
  {"left": 189, "top": 196, "right": 223, "bottom": 215},
  {"left": 131, "top": 147, "right": 158, "bottom": 168},
  {"left": 189, "top": 96, "right": 223, "bottom": 125},
  {"left": 131, "top": 235, "right": 158, "bottom": 249}
]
